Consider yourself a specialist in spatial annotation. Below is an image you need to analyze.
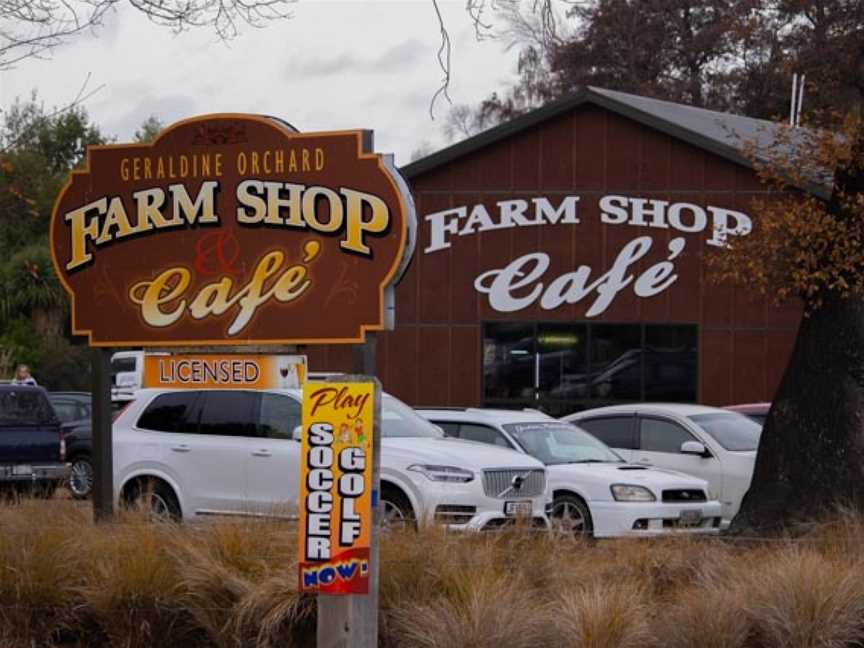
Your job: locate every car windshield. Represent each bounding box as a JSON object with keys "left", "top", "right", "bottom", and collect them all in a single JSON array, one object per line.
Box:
[
  {"left": 689, "top": 412, "right": 761, "bottom": 451},
  {"left": 0, "top": 389, "right": 55, "bottom": 425},
  {"left": 382, "top": 395, "right": 443, "bottom": 438},
  {"left": 502, "top": 422, "right": 623, "bottom": 465}
]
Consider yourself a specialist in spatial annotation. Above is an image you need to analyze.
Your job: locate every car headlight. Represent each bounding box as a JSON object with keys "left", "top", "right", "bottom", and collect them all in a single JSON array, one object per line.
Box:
[
  {"left": 407, "top": 464, "right": 474, "bottom": 483},
  {"left": 610, "top": 484, "right": 656, "bottom": 502}
]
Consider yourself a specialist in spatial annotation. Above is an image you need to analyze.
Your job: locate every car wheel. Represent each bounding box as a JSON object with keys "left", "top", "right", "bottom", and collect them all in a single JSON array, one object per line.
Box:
[
  {"left": 380, "top": 487, "right": 414, "bottom": 531},
  {"left": 68, "top": 455, "right": 94, "bottom": 499},
  {"left": 551, "top": 494, "right": 593, "bottom": 537},
  {"left": 125, "top": 479, "right": 182, "bottom": 522}
]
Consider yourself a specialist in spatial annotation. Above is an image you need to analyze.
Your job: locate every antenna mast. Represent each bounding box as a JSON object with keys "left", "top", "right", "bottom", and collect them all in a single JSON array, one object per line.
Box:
[
  {"left": 796, "top": 75, "right": 806, "bottom": 127},
  {"left": 789, "top": 73, "right": 798, "bottom": 126}
]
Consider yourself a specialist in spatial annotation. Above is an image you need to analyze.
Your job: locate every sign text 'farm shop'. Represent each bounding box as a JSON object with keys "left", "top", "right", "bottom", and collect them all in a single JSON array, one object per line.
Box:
[
  {"left": 299, "top": 382, "right": 375, "bottom": 595},
  {"left": 50, "top": 114, "right": 415, "bottom": 347},
  {"left": 423, "top": 194, "right": 753, "bottom": 316}
]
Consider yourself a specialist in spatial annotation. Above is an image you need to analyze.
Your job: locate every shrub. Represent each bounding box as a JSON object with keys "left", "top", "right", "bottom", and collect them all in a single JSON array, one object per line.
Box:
[
  {"left": 746, "top": 549, "right": 864, "bottom": 648},
  {"left": 547, "top": 581, "right": 653, "bottom": 648},
  {"left": 387, "top": 572, "right": 547, "bottom": 648}
]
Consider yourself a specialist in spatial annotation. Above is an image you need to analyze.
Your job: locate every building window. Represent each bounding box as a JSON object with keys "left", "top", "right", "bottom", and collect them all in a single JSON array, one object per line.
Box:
[{"left": 482, "top": 321, "right": 698, "bottom": 416}]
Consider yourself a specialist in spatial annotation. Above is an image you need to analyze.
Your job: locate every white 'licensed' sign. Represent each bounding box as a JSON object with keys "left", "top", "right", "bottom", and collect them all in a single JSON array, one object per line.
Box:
[{"left": 423, "top": 194, "right": 752, "bottom": 316}]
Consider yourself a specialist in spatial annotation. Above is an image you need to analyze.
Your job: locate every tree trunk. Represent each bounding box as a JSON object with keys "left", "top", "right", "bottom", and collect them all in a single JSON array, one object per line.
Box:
[
  {"left": 735, "top": 83, "right": 864, "bottom": 533},
  {"left": 31, "top": 307, "right": 62, "bottom": 337},
  {"left": 733, "top": 295, "right": 864, "bottom": 532}
]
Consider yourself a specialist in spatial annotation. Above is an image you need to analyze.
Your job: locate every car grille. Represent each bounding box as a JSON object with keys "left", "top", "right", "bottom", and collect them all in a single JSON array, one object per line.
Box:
[
  {"left": 482, "top": 469, "right": 546, "bottom": 499},
  {"left": 662, "top": 489, "right": 707, "bottom": 503},
  {"left": 435, "top": 505, "right": 476, "bottom": 525}
]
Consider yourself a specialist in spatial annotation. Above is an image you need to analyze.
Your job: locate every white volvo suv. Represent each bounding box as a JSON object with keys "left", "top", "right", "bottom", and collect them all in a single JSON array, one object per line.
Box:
[
  {"left": 112, "top": 388, "right": 550, "bottom": 530},
  {"left": 418, "top": 407, "right": 723, "bottom": 537}
]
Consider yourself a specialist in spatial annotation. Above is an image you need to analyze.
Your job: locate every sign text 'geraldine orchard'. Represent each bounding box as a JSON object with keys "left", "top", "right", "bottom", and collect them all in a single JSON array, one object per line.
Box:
[
  {"left": 299, "top": 382, "right": 375, "bottom": 595},
  {"left": 50, "top": 115, "right": 414, "bottom": 346}
]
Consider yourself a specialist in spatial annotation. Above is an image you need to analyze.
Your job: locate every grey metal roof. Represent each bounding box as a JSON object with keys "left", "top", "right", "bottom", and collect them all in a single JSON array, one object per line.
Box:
[{"left": 401, "top": 86, "right": 830, "bottom": 199}]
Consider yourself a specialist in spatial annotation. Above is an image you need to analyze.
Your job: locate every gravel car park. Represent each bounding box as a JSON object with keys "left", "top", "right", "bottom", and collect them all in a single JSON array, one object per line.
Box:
[
  {"left": 566, "top": 404, "right": 761, "bottom": 524},
  {"left": 113, "top": 388, "right": 551, "bottom": 530},
  {"left": 418, "top": 407, "right": 722, "bottom": 537}
]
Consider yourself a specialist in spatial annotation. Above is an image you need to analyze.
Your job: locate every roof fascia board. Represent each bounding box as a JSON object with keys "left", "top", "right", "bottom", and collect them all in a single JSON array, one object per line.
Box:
[
  {"left": 401, "top": 88, "right": 831, "bottom": 200},
  {"left": 400, "top": 90, "right": 592, "bottom": 179}
]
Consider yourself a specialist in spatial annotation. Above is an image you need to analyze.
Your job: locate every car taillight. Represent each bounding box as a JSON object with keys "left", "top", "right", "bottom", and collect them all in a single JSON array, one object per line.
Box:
[{"left": 60, "top": 433, "right": 66, "bottom": 462}]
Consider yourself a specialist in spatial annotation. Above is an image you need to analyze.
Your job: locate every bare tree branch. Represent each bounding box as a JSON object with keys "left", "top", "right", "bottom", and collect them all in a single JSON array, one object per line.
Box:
[
  {"left": 429, "top": 1, "right": 570, "bottom": 119},
  {"left": 0, "top": 0, "right": 296, "bottom": 69},
  {"left": 429, "top": 0, "right": 452, "bottom": 119}
]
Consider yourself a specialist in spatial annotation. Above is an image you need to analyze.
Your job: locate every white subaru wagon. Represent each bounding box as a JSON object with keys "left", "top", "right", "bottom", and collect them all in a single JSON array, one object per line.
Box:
[{"left": 112, "top": 388, "right": 551, "bottom": 530}]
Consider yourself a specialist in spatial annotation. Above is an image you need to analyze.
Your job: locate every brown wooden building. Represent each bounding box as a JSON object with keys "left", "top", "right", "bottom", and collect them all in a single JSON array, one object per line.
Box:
[{"left": 307, "top": 88, "right": 808, "bottom": 416}]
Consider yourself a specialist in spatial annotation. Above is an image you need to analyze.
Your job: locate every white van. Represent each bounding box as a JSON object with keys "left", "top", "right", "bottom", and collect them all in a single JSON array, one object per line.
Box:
[{"left": 110, "top": 350, "right": 144, "bottom": 399}]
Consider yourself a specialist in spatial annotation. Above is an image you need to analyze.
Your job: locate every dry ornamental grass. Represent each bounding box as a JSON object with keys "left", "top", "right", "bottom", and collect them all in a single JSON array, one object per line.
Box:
[{"left": 2, "top": 498, "right": 864, "bottom": 647}]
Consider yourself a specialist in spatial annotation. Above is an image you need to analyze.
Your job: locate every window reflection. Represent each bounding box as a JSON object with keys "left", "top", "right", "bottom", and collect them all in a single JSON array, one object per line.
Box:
[
  {"left": 644, "top": 325, "right": 697, "bottom": 402},
  {"left": 482, "top": 321, "right": 698, "bottom": 410},
  {"left": 539, "top": 324, "right": 587, "bottom": 400},
  {"left": 589, "top": 324, "right": 643, "bottom": 401},
  {"left": 483, "top": 322, "right": 535, "bottom": 400}
]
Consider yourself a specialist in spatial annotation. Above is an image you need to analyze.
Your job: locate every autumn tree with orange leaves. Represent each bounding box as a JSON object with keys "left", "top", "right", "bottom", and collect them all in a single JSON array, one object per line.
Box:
[{"left": 707, "top": 102, "right": 864, "bottom": 529}]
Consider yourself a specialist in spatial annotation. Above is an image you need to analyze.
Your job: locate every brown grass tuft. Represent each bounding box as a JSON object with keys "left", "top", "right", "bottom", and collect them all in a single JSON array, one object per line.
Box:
[
  {"left": 177, "top": 546, "right": 252, "bottom": 648},
  {"left": 387, "top": 572, "right": 547, "bottom": 648},
  {"left": 0, "top": 498, "right": 88, "bottom": 646},
  {"left": 746, "top": 548, "right": 864, "bottom": 648},
  {"left": 660, "top": 582, "right": 750, "bottom": 648},
  {"left": 76, "top": 520, "right": 193, "bottom": 648},
  {"left": 232, "top": 568, "right": 315, "bottom": 648},
  {"left": 548, "top": 581, "right": 653, "bottom": 648}
]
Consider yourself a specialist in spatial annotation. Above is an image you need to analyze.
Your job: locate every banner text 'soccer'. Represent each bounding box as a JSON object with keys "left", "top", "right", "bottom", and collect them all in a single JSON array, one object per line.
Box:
[{"left": 299, "top": 382, "right": 375, "bottom": 595}]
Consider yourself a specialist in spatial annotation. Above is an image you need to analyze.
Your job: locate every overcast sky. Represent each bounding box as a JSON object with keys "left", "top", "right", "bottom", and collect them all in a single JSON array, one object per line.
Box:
[{"left": 0, "top": 1, "right": 523, "bottom": 165}]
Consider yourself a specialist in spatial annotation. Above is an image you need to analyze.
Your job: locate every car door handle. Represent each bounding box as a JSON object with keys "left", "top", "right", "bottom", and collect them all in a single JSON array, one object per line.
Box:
[
  {"left": 635, "top": 458, "right": 652, "bottom": 464},
  {"left": 170, "top": 444, "right": 191, "bottom": 453},
  {"left": 251, "top": 449, "right": 272, "bottom": 457}
]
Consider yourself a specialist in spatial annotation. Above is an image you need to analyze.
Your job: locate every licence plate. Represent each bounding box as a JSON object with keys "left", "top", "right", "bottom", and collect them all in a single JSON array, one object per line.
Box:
[
  {"left": 504, "top": 500, "right": 532, "bottom": 517},
  {"left": 679, "top": 509, "right": 702, "bottom": 526}
]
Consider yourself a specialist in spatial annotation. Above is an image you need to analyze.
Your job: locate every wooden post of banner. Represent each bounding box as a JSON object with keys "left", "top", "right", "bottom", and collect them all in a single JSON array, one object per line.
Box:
[
  {"left": 317, "top": 356, "right": 381, "bottom": 648},
  {"left": 90, "top": 347, "right": 114, "bottom": 522}
]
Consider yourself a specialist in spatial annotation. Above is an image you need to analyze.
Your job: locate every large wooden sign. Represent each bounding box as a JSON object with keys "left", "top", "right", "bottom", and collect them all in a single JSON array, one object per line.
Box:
[{"left": 50, "top": 115, "right": 415, "bottom": 346}]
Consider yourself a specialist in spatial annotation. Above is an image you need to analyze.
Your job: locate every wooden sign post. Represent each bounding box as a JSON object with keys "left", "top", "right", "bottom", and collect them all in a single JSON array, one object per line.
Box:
[{"left": 90, "top": 348, "right": 114, "bottom": 522}]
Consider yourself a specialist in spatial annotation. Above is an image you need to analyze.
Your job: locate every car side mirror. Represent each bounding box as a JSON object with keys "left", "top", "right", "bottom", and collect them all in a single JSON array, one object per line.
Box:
[
  {"left": 292, "top": 425, "right": 303, "bottom": 442},
  {"left": 680, "top": 440, "right": 708, "bottom": 456}
]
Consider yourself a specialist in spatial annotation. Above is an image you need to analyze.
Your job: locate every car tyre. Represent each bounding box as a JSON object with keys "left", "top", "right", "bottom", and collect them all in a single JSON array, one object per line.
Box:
[
  {"left": 124, "top": 478, "right": 182, "bottom": 522},
  {"left": 68, "top": 455, "right": 94, "bottom": 499},
  {"left": 551, "top": 494, "right": 593, "bottom": 537},
  {"left": 380, "top": 486, "right": 415, "bottom": 531}
]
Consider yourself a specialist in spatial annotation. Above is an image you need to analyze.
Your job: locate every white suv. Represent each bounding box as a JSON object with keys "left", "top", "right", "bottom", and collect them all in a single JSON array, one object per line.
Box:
[
  {"left": 113, "top": 388, "right": 550, "bottom": 530},
  {"left": 566, "top": 404, "right": 761, "bottom": 524},
  {"left": 418, "top": 407, "right": 723, "bottom": 538}
]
